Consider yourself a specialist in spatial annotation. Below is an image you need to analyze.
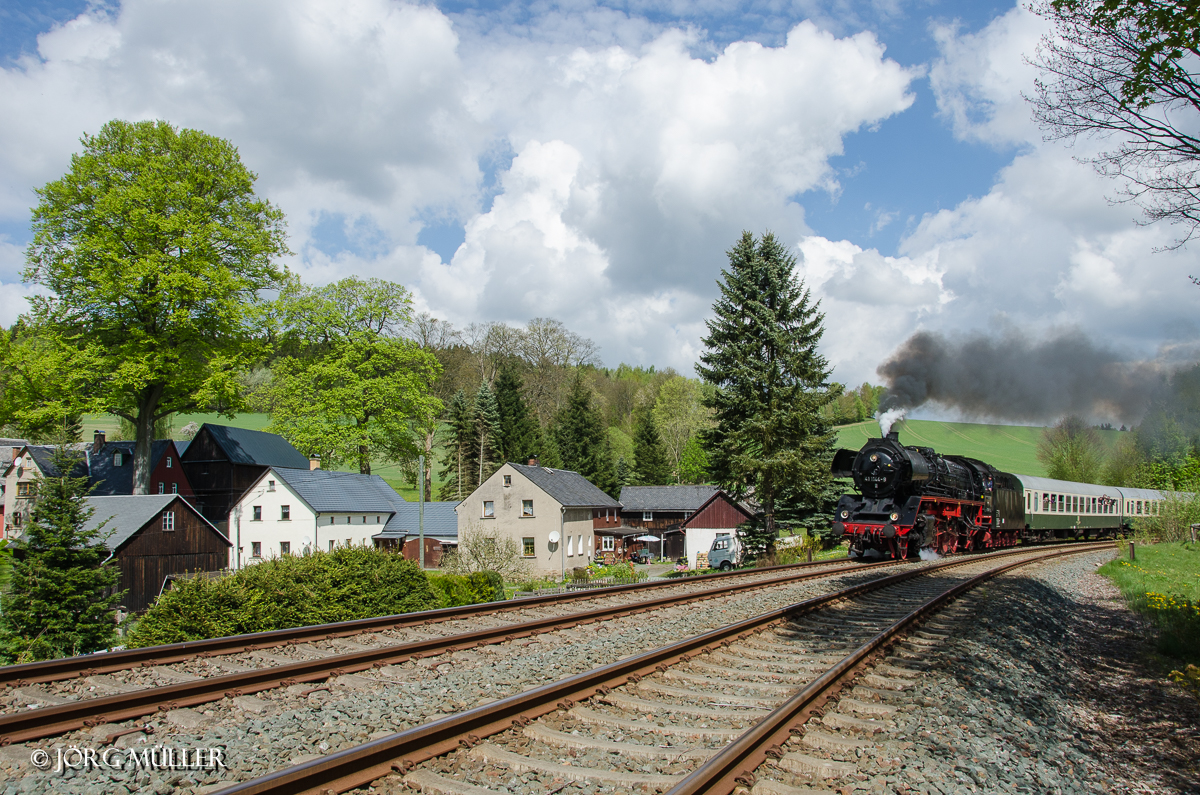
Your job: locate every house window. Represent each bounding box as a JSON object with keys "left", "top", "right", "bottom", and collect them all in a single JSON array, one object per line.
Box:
[
  {"left": 523, "top": 537, "right": 535, "bottom": 557},
  {"left": 11, "top": 512, "right": 19, "bottom": 527},
  {"left": 280, "top": 541, "right": 291, "bottom": 555},
  {"left": 158, "top": 482, "right": 165, "bottom": 494},
  {"left": 376, "top": 515, "right": 381, "bottom": 523},
  {"left": 281, "top": 505, "right": 291, "bottom": 521},
  {"left": 16, "top": 483, "right": 32, "bottom": 497},
  {"left": 504, "top": 475, "right": 512, "bottom": 487},
  {"left": 522, "top": 499, "right": 534, "bottom": 517},
  {"left": 345, "top": 538, "right": 352, "bottom": 547},
  {"left": 346, "top": 515, "right": 351, "bottom": 524},
  {"left": 483, "top": 500, "right": 495, "bottom": 518},
  {"left": 329, "top": 540, "right": 334, "bottom": 552},
  {"left": 113, "top": 452, "right": 123, "bottom": 467},
  {"left": 267, "top": 480, "right": 276, "bottom": 492},
  {"left": 602, "top": 536, "right": 614, "bottom": 551},
  {"left": 251, "top": 541, "right": 262, "bottom": 558},
  {"left": 252, "top": 506, "right": 262, "bottom": 521},
  {"left": 642, "top": 511, "right": 653, "bottom": 521},
  {"left": 171, "top": 482, "right": 178, "bottom": 494},
  {"left": 166, "top": 456, "right": 172, "bottom": 468},
  {"left": 162, "top": 511, "right": 175, "bottom": 531}
]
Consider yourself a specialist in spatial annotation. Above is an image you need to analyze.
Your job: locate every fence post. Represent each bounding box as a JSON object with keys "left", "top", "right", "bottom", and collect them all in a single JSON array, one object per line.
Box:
[
  {"left": 1130, "top": 541, "right": 1136, "bottom": 562},
  {"left": 806, "top": 548, "right": 813, "bottom": 563},
  {"left": 1191, "top": 523, "right": 1198, "bottom": 544}
]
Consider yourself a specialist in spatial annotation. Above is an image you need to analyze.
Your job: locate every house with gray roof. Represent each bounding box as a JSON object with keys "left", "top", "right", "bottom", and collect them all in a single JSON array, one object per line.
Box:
[
  {"left": 618, "top": 485, "right": 752, "bottom": 568},
  {"left": 227, "top": 466, "right": 408, "bottom": 569},
  {"left": 84, "top": 494, "right": 231, "bottom": 611},
  {"left": 457, "top": 463, "right": 621, "bottom": 577},
  {"left": 372, "top": 501, "right": 460, "bottom": 566}
]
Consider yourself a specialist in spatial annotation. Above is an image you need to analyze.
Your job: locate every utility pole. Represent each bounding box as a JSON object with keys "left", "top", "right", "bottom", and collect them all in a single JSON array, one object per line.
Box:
[{"left": 419, "top": 454, "right": 426, "bottom": 570}]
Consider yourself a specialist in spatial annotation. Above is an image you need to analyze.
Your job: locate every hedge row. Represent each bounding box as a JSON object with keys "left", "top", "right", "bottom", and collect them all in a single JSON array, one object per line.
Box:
[{"left": 126, "top": 548, "right": 503, "bottom": 648}]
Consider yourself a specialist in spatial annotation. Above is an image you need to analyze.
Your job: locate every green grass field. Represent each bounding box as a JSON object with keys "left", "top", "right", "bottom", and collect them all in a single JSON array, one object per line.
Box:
[
  {"left": 835, "top": 419, "right": 1126, "bottom": 477},
  {"left": 1099, "top": 542, "right": 1200, "bottom": 663}
]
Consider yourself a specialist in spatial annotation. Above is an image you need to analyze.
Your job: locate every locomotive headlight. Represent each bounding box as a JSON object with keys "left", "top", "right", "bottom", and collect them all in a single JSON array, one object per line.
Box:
[
  {"left": 889, "top": 512, "right": 899, "bottom": 521},
  {"left": 840, "top": 509, "right": 849, "bottom": 519},
  {"left": 869, "top": 454, "right": 878, "bottom": 462}
]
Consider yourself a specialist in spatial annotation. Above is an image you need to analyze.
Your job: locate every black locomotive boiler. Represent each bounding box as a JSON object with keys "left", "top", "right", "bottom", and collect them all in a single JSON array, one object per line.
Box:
[{"left": 830, "top": 431, "right": 1025, "bottom": 559}]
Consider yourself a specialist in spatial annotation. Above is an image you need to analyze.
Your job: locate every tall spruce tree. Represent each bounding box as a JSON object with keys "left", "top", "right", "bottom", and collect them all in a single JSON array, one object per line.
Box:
[
  {"left": 553, "top": 372, "right": 619, "bottom": 497},
  {"left": 438, "top": 389, "right": 477, "bottom": 500},
  {"left": 0, "top": 448, "right": 122, "bottom": 663},
  {"left": 696, "top": 231, "right": 837, "bottom": 559},
  {"left": 474, "top": 381, "right": 503, "bottom": 485},
  {"left": 632, "top": 405, "right": 672, "bottom": 485},
  {"left": 493, "top": 364, "right": 540, "bottom": 465}
]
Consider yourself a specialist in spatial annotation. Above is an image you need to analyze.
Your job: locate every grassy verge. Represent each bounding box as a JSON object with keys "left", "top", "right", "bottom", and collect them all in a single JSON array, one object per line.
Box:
[{"left": 1099, "top": 541, "right": 1200, "bottom": 695}]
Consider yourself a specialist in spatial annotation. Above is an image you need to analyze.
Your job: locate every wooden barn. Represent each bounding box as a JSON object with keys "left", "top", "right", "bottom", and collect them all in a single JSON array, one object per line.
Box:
[
  {"left": 179, "top": 424, "right": 310, "bottom": 529},
  {"left": 618, "top": 485, "right": 753, "bottom": 568},
  {"left": 86, "top": 494, "right": 231, "bottom": 612}
]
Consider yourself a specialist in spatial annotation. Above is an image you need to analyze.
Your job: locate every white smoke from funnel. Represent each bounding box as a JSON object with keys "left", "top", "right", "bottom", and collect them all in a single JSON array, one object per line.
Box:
[{"left": 878, "top": 408, "right": 906, "bottom": 437}]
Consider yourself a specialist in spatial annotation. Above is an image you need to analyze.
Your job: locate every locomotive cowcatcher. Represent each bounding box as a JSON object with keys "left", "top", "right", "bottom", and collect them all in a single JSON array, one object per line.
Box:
[{"left": 830, "top": 431, "right": 1024, "bottom": 560}]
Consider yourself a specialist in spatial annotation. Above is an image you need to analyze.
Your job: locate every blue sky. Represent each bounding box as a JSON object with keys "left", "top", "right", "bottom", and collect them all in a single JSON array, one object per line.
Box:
[{"left": 0, "top": 0, "right": 1195, "bottom": 417}]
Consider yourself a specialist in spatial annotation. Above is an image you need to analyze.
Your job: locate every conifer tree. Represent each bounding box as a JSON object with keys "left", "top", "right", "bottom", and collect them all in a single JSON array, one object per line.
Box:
[
  {"left": 0, "top": 448, "right": 122, "bottom": 663},
  {"left": 553, "top": 372, "right": 619, "bottom": 496},
  {"left": 493, "top": 364, "right": 540, "bottom": 465},
  {"left": 438, "top": 389, "right": 477, "bottom": 500},
  {"left": 632, "top": 405, "right": 672, "bottom": 485},
  {"left": 474, "top": 381, "right": 503, "bottom": 485},
  {"left": 696, "top": 231, "right": 837, "bottom": 559}
]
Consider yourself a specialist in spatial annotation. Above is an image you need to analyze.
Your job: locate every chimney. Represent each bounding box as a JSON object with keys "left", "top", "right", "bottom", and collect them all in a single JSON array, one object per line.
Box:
[
  {"left": 309, "top": 456, "right": 321, "bottom": 471},
  {"left": 528, "top": 457, "right": 538, "bottom": 467},
  {"left": 93, "top": 430, "right": 106, "bottom": 455}
]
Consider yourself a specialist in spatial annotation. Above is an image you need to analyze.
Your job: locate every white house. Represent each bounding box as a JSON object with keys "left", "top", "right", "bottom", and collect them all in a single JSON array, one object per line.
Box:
[{"left": 228, "top": 466, "right": 405, "bottom": 569}]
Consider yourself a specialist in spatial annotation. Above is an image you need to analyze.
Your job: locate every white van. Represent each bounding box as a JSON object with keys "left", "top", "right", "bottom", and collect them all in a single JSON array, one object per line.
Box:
[{"left": 707, "top": 535, "right": 743, "bottom": 571}]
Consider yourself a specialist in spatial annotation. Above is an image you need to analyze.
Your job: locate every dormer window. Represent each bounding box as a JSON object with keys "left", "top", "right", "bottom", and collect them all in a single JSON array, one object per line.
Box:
[{"left": 113, "top": 452, "right": 123, "bottom": 467}]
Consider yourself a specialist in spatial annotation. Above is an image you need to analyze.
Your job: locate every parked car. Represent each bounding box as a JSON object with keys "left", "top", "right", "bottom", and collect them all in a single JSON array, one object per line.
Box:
[{"left": 707, "top": 535, "right": 743, "bottom": 571}]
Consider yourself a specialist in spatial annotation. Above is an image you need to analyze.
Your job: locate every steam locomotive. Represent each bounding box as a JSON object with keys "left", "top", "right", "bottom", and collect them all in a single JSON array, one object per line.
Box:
[{"left": 830, "top": 431, "right": 1163, "bottom": 560}]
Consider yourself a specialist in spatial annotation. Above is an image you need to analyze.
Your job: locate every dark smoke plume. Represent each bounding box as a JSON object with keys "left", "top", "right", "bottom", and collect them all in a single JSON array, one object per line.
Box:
[{"left": 876, "top": 328, "right": 1170, "bottom": 424}]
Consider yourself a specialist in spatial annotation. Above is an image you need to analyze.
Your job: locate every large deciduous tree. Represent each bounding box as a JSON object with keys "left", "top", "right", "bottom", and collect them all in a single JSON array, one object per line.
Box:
[
  {"left": 696, "top": 231, "right": 837, "bottom": 559},
  {"left": 267, "top": 277, "right": 442, "bottom": 475},
  {"left": 1030, "top": 0, "right": 1200, "bottom": 245},
  {"left": 18, "top": 120, "right": 289, "bottom": 492},
  {"left": 1037, "top": 415, "right": 1108, "bottom": 483}
]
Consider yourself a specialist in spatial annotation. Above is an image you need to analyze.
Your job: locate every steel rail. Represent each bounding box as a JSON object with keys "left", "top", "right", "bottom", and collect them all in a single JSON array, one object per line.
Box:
[
  {"left": 0, "top": 555, "right": 899, "bottom": 744},
  {"left": 0, "top": 558, "right": 858, "bottom": 689},
  {"left": 209, "top": 542, "right": 1108, "bottom": 795},
  {"left": 662, "top": 543, "right": 1100, "bottom": 795}
]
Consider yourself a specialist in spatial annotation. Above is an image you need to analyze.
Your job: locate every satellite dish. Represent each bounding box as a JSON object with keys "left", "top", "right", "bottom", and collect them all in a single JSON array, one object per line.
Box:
[{"left": 548, "top": 530, "right": 561, "bottom": 544}]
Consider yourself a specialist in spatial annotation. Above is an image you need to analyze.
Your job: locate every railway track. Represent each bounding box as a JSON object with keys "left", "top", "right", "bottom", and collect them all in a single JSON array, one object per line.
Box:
[
  {"left": 0, "top": 559, "right": 858, "bottom": 690},
  {"left": 0, "top": 556, "right": 910, "bottom": 744},
  {"left": 204, "top": 542, "right": 1106, "bottom": 795}
]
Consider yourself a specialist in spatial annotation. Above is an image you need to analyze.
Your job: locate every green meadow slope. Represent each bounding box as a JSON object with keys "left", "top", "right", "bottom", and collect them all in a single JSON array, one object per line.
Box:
[{"left": 835, "top": 419, "right": 1124, "bottom": 478}]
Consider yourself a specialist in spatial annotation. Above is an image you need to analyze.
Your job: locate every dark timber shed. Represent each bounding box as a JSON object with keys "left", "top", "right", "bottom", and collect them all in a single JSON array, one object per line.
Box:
[
  {"left": 86, "top": 494, "right": 231, "bottom": 612},
  {"left": 180, "top": 424, "right": 309, "bottom": 528}
]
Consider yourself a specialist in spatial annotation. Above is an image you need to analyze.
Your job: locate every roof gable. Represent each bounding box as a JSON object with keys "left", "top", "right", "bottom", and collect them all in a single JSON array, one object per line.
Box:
[
  {"left": 20, "top": 445, "right": 88, "bottom": 479},
  {"left": 619, "top": 485, "right": 719, "bottom": 512},
  {"left": 83, "top": 494, "right": 229, "bottom": 551},
  {"left": 508, "top": 463, "right": 620, "bottom": 508},
  {"left": 267, "top": 467, "right": 405, "bottom": 514},
  {"left": 191, "top": 424, "right": 309, "bottom": 468},
  {"left": 89, "top": 440, "right": 175, "bottom": 496}
]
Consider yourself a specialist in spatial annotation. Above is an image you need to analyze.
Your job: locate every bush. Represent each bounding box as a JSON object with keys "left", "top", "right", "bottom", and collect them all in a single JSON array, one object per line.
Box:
[
  {"left": 126, "top": 547, "right": 437, "bottom": 647},
  {"left": 427, "top": 571, "right": 505, "bottom": 608}
]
